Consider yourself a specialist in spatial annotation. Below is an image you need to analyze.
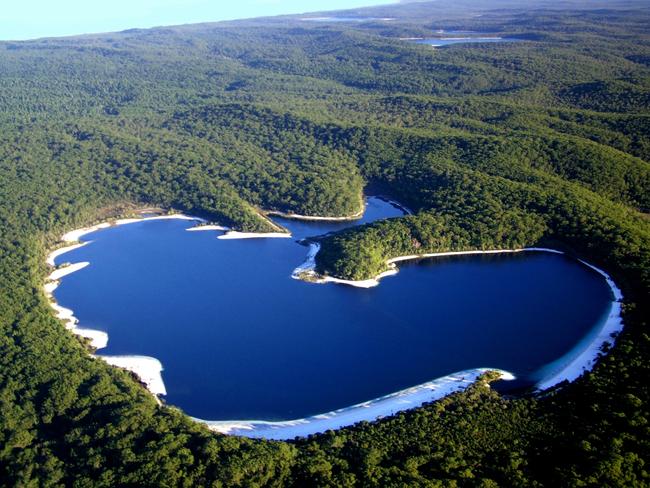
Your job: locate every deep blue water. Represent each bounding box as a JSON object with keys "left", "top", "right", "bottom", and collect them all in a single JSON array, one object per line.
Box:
[{"left": 54, "top": 197, "right": 613, "bottom": 421}]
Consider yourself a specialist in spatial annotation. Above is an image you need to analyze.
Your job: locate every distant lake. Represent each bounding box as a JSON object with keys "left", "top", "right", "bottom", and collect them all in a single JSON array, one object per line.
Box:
[
  {"left": 406, "top": 36, "right": 522, "bottom": 47},
  {"left": 301, "top": 17, "right": 393, "bottom": 23},
  {"left": 53, "top": 197, "right": 613, "bottom": 421}
]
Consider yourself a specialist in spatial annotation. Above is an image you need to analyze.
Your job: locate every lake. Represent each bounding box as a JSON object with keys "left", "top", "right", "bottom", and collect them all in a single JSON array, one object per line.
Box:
[
  {"left": 407, "top": 36, "right": 521, "bottom": 47},
  {"left": 301, "top": 17, "right": 394, "bottom": 23},
  {"left": 52, "top": 197, "right": 614, "bottom": 422}
]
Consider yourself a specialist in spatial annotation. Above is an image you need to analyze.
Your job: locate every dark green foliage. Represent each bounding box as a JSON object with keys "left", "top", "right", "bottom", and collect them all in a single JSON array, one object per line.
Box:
[{"left": 1, "top": 0, "right": 649, "bottom": 486}]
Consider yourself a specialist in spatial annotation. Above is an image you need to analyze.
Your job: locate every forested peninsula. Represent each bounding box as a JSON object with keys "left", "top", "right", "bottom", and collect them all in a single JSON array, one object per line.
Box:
[{"left": 1, "top": 0, "right": 649, "bottom": 485}]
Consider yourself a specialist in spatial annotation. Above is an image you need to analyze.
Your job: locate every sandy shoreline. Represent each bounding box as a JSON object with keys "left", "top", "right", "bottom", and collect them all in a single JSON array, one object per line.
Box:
[
  {"left": 48, "top": 261, "right": 90, "bottom": 281},
  {"left": 217, "top": 231, "right": 292, "bottom": 240},
  {"left": 265, "top": 207, "right": 364, "bottom": 222},
  {"left": 186, "top": 224, "right": 229, "bottom": 232},
  {"left": 46, "top": 242, "right": 89, "bottom": 266},
  {"left": 535, "top": 258, "right": 623, "bottom": 390},
  {"left": 43, "top": 210, "right": 324, "bottom": 398},
  {"left": 45, "top": 212, "right": 624, "bottom": 441},
  {"left": 264, "top": 195, "right": 411, "bottom": 223},
  {"left": 200, "top": 369, "right": 515, "bottom": 440},
  {"left": 294, "top": 246, "right": 566, "bottom": 289},
  {"left": 293, "top": 245, "right": 624, "bottom": 392},
  {"left": 44, "top": 212, "right": 212, "bottom": 398},
  {"left": 61, "top": 214, "right": 206, "bottom": 243},
  {"left": 100, "top": 356, "right": 167, "bottom": 396}
]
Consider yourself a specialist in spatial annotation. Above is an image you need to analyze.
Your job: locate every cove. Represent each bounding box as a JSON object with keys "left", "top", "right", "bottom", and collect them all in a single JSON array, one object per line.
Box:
[{"left": 49, "top": 197, "right": 618, "bottom": 437}]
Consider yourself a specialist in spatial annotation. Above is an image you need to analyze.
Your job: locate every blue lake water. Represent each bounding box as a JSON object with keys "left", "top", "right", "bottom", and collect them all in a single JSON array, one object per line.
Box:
[{"left": 54, "top": 197, "right": 613, "bottom": 421}]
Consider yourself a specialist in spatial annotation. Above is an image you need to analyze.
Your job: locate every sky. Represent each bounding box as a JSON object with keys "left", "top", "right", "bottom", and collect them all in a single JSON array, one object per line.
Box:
[{"left": 0, "top": 0, "right": 397, "bottom": 41}]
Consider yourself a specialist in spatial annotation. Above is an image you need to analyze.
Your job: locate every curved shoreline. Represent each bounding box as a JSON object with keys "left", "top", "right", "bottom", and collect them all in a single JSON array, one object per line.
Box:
[
  {"left": 293, "top": 246, "right": 624, "bottom": 392},
  {"left": 44, "top": 213, "right": 213, "bottom": 398},
  {"left": 44, "top": 212, "right": 312, "bottom": 399},
  {"left": 265, "top": 208, "right": 364, "bottom": 222},
  {"left": 535, "top": 258, "right": 623, "bottom": 390},
  {"left": 45, "top": 215, "right": 624, "bottom": 441},
  {"left": 294, "top": 246, "right": 567, "bottom": 289},
  {"left": 100, "top": 355, "right": 167, "bottom": 396},
  {"left": 200, "top": 369, "right": 515, "bottom": 440},
  {"left": 217, "top": 231, "right": 292, "bottom": 240},
  {"left": 265, "top": 196, "right": 412, "bottom": 222},
  {"left": 60, "top": 214, "right": 206, "bottom": 243}
]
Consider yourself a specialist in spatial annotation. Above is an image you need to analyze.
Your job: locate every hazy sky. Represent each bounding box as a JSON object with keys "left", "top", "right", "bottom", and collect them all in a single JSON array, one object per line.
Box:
[{"left": 0, "top": 0, "right": 396, "bottom": 41}]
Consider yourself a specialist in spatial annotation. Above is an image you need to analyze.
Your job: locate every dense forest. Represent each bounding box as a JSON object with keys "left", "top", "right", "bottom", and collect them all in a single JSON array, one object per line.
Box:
[{"left": 1, "top": 0, "right": 649, "bottom": 485}]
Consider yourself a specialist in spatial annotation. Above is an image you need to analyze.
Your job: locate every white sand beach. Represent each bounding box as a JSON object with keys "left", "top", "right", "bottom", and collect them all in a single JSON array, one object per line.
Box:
[
  {"left": 43, "top": 212, "right": 211, "bottom": 398},
  {"left": 61, "top": 213, "right": 206, "bottom": 242},
  {"left": 217, "top": 231, "right": 292, "bottom": 240},
  {"left": 46, "top": 242, "right": 89, "bottom": 266},
  {"left": 186, "top": 224, "right": 229, "bottom": 232},
  {"left": 293, "top": 244, "right": 624, "bottom": 402},
  {"left": 98, "top": 355, "right": 167, "bottom": 396},
  {"left": 294, "top": 247, "right": 567, "bottom": 289},
  {"left": 265, "top": 208, "right": 364, "bottom": 221},
  {"left": 48, "top": 261, "right": 90, "bottom": 281},
  {"left": 201, "top": 369, "right": 515, "bottom": 440},
  {"left": 76, "top": 329, "right": 109, "bottom": 349},
  {"left": 535, "top": 259, "right": 623, "bottom": 390},
  {"left": 266, "top": 196, "right": 410, "bottom": 221},
  {"left": 45, "top": 213, "right": 625, "bottom": 440}
]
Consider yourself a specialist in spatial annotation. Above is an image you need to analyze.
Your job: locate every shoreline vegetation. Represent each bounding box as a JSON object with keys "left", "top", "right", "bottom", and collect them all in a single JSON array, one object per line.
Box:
[
  {"left": 2, "top": 2, "right": 648, "bottom": 483},
  {"left": 294, "top": 245, "right": 570, "bottom": 288},
  {"left": 265, "top": 209, "right": 363, "bottom": 221},
  {"left": 265, "top": 195, "right": 411, "bottom": 222},
  {"left": 44, "top": 211, "right": 624, "bottom": 440},
  {"left": 41, "top": 208, "right": 309, "bottom": 402},
  {"left": 265, "top": 200, "right": 366, "bottom": 222},
  {"left": 294, "top": 245, "right": 624, "bottom": 385},
  {"left": 44, "top": 211, "right": 210, "bottom": 399}
]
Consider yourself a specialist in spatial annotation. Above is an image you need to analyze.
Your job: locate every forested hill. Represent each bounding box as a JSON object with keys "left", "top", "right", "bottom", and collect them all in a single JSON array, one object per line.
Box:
[{"left": 1, "top": 0, "right": 649, "bottom": 485}]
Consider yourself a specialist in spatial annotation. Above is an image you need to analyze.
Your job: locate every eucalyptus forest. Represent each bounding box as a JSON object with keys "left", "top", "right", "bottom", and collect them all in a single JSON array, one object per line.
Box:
[{"left": 0, "top": 0, "right": 649, "bottom": 486}]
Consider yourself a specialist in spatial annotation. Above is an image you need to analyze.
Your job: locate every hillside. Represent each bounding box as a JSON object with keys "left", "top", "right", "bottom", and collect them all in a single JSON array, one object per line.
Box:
[{"left": 0, "top": 0, "right": 649, "bottom": 485}]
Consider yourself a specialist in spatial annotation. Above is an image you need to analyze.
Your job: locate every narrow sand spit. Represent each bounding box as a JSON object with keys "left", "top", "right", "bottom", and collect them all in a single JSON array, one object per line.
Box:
[
  {"left": 265, "top": 196, "right": 410, "bottom": 221},
  {"left": 265, "top": 208, "right": 364, "bottom": 222}
]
